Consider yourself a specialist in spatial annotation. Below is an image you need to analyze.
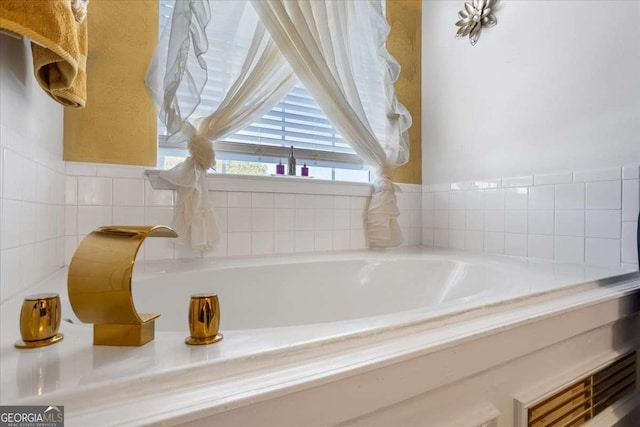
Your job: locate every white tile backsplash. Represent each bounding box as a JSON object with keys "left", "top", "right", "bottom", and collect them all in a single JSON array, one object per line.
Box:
[
  {"left": 574, "top": 167, "right": 621, "bottom": 183},
  {"left": 314, "top": 230, "right": 333, "bottom": 251},
  {"left": 528, "top": 234, "right": 554, "bottom": 260},
  {"left": 534, "top": 172, "right": 572, "bottom": 186},
  {"left": 314, "top": 209, "right": 333, "bottom": 230},
  {"left": 2, "top": 149, "right": 24, "bottom": 200},
  {"left": 528, "top": 210, "right": 554, "bottom": 235},
  {"left": 274, "top": 231, "right": 295, "bottom": 253},
  {"left": 585, "top": 238, "right": 621, "bottom": 267},
  {"left": 505, "top": 187, "right": 528, "bottom": 210},
  {"left": 434, "top": 228, "right": 449, "bottom": 247},
  {"left": 484, "top": 232, "right": 505, "bottom": 254},
  {"left": 77, "top": 176, "right": 112, "bottom": 206},
  {"left": 251, "top": 231, "right": 274, "bottom": 255},
  {"left": 465, "top": 230, "right": 484, "bottom": 252},
  {"left": 555, "top": 183, "right": 585, "bottom": 210},
  {"left": 4, "top": 147, "right": 636, "bottom": 291},
  {"left": 19, "top": 202, "right": 36, "bottom": 245},
  {"left": 210, "top": 191, "right": 228, "bottom": 207},
  {"left": 265, "top": 192, "right": 291, "bottom": 209},
  {"left": 113, "top": 206, "right": 144, "bottom": 225},
  {"left": 529, "top": 185, "right": 555, "bottom": 210},
  {"left": 349, "top": 209, "right": 365, "bottom": 230},
  {"left": 224, "top": 232, "right": 249, "bottom": 256},
  {"left": 422, "top": 211, "right": 434, "bottom": 229},
  {"left": 449, "top": 229, "right": 465, "bottom": 249},
  {"left": 585, "top": 210, "right": 621, "bottom": 239},
  {"left": 422, "top": 228, "right": 434, "bottom": 246},
  {"left": 332, "top": 230, "right": 350, "bottom": 250},
  {"left": 555, "top": 210, "right": 585, "bottom": 237},
  {"left": 434, "top": 210, "right": 449, "bottom": 229},
  {"left": 422, "top": 193, "right": 434, "bottom": 211},
  {"left": 228, "top": 207, "right": 252, "bottom": 232},
  {"left": 295, "top": 231, "right": 315, "bottom": 252},
  {"left": 252, "top": 192, "right": 274, "bottom": 208},
  {"left": 622, "top": 164, "right": 639, "bottom": 180},
  {"left": 622, "top": 180, "right": 639, "bottom": 221},
  {"left": 349, "top": 228, "right": 367, "bottom": 249},
  {"left": 484, "top": 210, "right": 505, "bottom": 232},
  {"left": 621, "top": 222, "right": 638, "bottom": 264},
  {"left": 466, "top": 210, "right": 484, "bottom": 231},
  {"left": 466, "top": 190, "right": 484, "bottom": 210},
  {"left": 77, "top": 206, "right": 113, "bottom": 234},
  {"left": 251, "top": 208, "right": 274, "bottom": 232},
  {"left": 144, "top": 180, "right": 173, "bottom": 206},
  {"left": 60, "top": 161, "right": 426, "bottom": 264},
  {"left": 0, "top": 69, "right": 65, "bottom": 302},
  {"left": 586, "top": 181, "right": 621, "bottom": 210},
  {"left": 294, "top": 194, "right": 314, "bottom": 209},
  {"left": 22, "top": 160, "right": 38, "bottom": 202},
  {"left": 484, "top": 189, "right": 505, "bottom": 210},
  {"left": 144, "top": 206, "right": 173, "bottom": 226},
  {"left": 350, "top": 196, "right": 369, "bottom": 211},
  {"left": 502, "top": 176, "right": 534, "bottom": 188},
  {"left": 449, "top": 210, "right": 465, "bottom": 230},
  {"left": 450, "top": 191, "right": 466, "bottom": 210},
  {"left": 215, "top": 208, "right": 228, "bottom": 232},
  {"left": 505, "top": 210, "right": 528, "bottom": 233},
  {"left": 275, "top": 208, "right": 295, "bottom": 231},
  {"left": 65, "top": 176, "right": 78, "bottom": 205},
  {"left": 554, "top": 236, "right": 584, "bottom": 264},
  {"left": 434, "top": 192, "right": 449, "bottom": 210},
  {"left": 1, "top": 199, "right": 21, "bottom": 249},
  {"left": 113, "top": 178, "right": 144, "bottom": 207},
  {"left": 505, "top": 233, "right": 527, "bottom": 257},
  {"left": 422, "top": 164, "right": 638, "bottom": 267},
  {"left": 332, "top": 195, "right": 350, "bottom": 210},
  {"left": 228, "top": 191, "right": 252, "bottom": 208}
]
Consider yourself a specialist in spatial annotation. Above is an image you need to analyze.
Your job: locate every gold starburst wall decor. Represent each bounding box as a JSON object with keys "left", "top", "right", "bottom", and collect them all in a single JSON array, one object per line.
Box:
[{"left": 455, "top": 0, "right": 497, "bottom": 46}]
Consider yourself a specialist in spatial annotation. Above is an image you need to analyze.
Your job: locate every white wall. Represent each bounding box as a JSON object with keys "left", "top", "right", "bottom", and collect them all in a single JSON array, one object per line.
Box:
[
  {"left": 422, "top": 1, "right": 640, "bottom": 185},
  {"left": 0, "top": 35, "right": 66, "bottom": 302}
]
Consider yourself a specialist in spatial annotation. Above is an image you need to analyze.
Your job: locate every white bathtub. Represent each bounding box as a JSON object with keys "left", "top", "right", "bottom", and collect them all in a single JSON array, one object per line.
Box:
[
  {"left": 130, "top": 254, "right": 509, "bottom": 331},
  {"left": 1, "top": 247, "right": 638, "bottom": 426}
]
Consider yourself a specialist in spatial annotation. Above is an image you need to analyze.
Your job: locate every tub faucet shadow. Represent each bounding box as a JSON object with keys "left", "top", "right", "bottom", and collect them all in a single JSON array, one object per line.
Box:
[{"left": 67, "top": 225, "right": 178, "bottom": 346}]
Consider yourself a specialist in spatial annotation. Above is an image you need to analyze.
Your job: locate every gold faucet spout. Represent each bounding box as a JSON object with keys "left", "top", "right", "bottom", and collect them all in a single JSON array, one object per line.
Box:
[{"left": 67, "top": 225, "right": 177, "bottom": 346}]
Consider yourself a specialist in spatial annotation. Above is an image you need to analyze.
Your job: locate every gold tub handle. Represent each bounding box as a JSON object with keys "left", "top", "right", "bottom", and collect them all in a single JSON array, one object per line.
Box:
[{"left": 67, "top": 225, "right": 178, "bottom": 346}]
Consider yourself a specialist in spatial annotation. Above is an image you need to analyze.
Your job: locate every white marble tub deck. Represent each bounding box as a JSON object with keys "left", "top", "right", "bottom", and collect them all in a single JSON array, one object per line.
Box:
[{"left": 1, "top": 247, "right": 638, "bottom": 426}]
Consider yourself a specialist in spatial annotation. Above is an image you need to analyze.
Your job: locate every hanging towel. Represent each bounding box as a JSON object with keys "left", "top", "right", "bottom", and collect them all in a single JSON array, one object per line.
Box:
[{"left": 0, "top": 0, "right": 88, "bottom": 108}]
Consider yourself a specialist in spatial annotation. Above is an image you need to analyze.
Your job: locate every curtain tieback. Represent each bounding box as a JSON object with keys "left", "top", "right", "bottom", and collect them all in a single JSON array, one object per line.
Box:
[
  {"left": 374, "top": 164, "right": 399, "bottom": 192},
  {"left": 188, "top": 134, "right": 215, "bottom": 171}
]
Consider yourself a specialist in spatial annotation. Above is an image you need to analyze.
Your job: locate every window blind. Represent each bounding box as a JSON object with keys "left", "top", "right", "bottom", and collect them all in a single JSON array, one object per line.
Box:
[{"left": 158, "top": 0, "right": 363, "bottom": 170}]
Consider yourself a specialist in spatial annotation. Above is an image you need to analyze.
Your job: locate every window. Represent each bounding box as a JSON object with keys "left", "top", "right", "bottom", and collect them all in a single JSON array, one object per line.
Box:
[{"left": 157, "top": 1, "right": 370, "bottom": 183}]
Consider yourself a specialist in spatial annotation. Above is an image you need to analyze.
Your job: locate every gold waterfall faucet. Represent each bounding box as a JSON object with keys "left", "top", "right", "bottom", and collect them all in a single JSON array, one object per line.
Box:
[{"left": 67, "top": 225, "right": 178, "bottom": 346}]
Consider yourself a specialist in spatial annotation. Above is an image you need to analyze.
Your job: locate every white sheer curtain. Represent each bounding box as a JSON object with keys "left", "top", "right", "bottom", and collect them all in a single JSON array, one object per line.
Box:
[
  {"left": 251, "top": 0, "right": 411, "bottom": 248},
  {"left": 146, "top": 0, "right": 297, "bottom": 250}
]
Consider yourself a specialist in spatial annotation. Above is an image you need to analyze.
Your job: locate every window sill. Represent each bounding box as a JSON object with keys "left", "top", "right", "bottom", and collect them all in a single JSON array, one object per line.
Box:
[{"left": 145, "top": 170, "right": 373, "bottom": 197}]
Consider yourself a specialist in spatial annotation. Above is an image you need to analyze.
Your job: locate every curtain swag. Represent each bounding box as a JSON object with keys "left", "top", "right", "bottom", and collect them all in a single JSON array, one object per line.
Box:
[{"left": 146, "top": 0, "right": 411, "bottom": 250}]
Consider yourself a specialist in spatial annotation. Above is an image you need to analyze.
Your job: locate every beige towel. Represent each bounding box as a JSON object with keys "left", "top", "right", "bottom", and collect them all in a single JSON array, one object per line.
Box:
[{"left": 0, "top": 0, "right": 87, "bottom": 108}]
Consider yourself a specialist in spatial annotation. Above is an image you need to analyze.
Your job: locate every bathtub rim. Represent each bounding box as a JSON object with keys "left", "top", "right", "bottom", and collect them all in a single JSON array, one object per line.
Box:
[{"left": 2, "top": 264, "right": 639, "bottom": 426}]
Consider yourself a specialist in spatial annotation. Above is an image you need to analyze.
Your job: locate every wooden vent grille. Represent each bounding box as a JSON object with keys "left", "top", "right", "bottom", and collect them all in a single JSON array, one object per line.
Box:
[{"left": 528, "top": 351, "right": 637, "bottom": 427}]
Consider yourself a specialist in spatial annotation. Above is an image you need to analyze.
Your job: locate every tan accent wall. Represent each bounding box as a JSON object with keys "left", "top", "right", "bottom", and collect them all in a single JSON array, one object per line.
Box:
[
  {"left": 63, "top": 1, "right": 420, "bottom": 176},
  {"left": 387, "top": 0, "right": 422, "bottom": 184},
  {"left": 64, "top": 0, "right": 158, "bottom": 166}
]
